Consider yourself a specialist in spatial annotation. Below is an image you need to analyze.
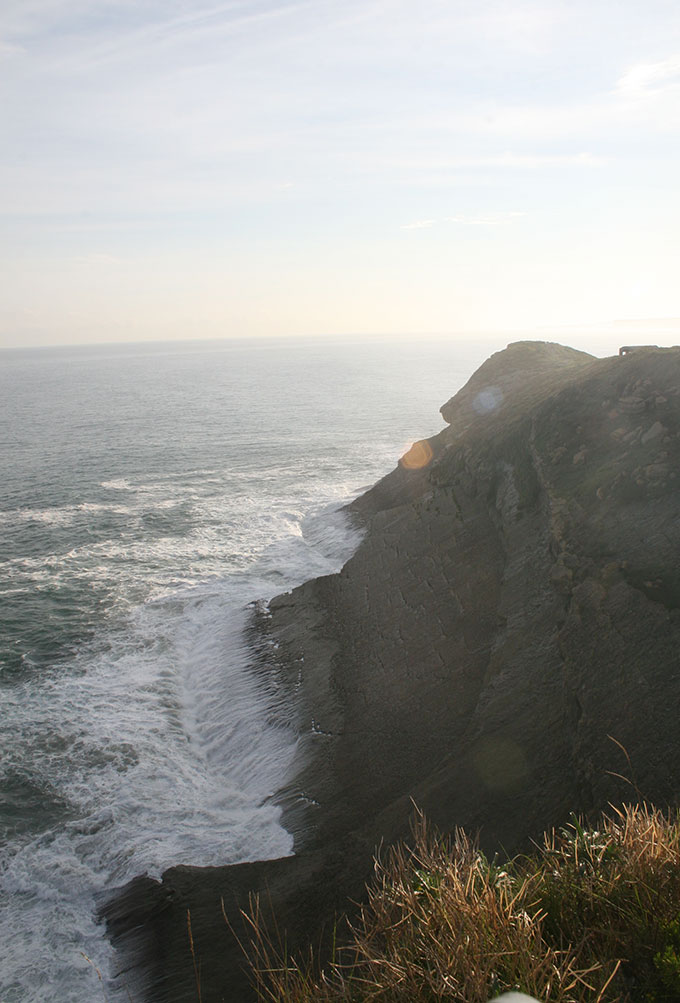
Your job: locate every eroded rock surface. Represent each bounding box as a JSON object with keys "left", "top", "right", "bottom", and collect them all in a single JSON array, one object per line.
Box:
[{"left": 104, "top": 342, "right": 680, "bottom": 1002}]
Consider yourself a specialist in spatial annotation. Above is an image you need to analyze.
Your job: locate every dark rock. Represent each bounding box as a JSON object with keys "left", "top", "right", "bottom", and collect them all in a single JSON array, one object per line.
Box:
[
  {"left": 104, "top": 341, "right": 680, "bottom": 1002},
  {"left": 619, "top": 395, "right": 647, "bottom": 413},
  {"left": 101, "top": 846, "right": 372, "bottom": 1003}
]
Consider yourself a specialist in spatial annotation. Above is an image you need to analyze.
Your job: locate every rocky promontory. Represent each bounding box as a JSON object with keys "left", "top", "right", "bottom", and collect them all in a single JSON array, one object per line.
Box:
[{"left": 104, "top": 341, "right": 680, "bottom": 1002}]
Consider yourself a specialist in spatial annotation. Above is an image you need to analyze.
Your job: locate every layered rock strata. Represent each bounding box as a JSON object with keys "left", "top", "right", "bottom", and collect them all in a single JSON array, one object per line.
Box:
[{"left": 104, "top": 341, "right": 680, "bottom": 1003}]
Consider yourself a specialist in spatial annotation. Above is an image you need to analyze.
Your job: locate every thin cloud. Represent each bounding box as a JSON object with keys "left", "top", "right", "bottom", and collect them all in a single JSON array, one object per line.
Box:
[
  {"left": 401, "top": 212, "right": 525, "bottom": 230},
  {"left": 446, "top": 211, "right": 526, "bottom": 226},
  {"left": 72, "top": 252, "right": 126, "bottom": 266},
  {"left": 481, "top": 152, "right": 603, "bottom": 169},
  {"left": 383, "top": 152, "right": 604, "bottom": 173},
  {"left": 616, "top": 55, "right": 680, "bottom": 98},
  {"left": 0, "top": 40, "right": 25, "bottom": 57},
  {"left": 400, "top": 219, "right": 435, "bottom": 230},
  {"left": 11, "top": 0, "right": 325, "bottom": 75}
]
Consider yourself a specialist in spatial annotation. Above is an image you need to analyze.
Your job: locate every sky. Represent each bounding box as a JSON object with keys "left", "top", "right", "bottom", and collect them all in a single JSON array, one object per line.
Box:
[{"left": 1, "top": 0, "right": 679, "bottom": 350}]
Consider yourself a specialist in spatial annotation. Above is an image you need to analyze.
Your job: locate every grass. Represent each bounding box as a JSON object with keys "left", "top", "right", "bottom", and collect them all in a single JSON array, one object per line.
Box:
[{"left": 240, "top": 803, "right": 680, "bottom": 1003}]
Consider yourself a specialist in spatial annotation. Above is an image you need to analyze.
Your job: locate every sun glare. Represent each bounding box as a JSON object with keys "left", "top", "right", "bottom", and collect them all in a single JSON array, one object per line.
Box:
[{"left": 401, "top": 440, "right": 434, "bottom": 470}]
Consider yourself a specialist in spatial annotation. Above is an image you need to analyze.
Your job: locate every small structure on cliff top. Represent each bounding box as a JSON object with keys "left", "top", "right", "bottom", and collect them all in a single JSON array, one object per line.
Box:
[{"left": 619, "top": 344, "right": 659, "bottom": 355}]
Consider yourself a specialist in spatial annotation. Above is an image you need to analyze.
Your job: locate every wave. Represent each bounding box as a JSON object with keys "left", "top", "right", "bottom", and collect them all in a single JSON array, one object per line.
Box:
[{"left": 0, "top": 502, "right": 362, "bottom": 1002}]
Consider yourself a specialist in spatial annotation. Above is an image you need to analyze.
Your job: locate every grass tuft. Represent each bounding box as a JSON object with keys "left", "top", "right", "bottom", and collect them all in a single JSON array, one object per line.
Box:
[
  {"left": 242, "top": 803, "right": 680, "bottom": 1002},
  {"left": 187, "top": 908, "right": 203, "bottom": 1003}
]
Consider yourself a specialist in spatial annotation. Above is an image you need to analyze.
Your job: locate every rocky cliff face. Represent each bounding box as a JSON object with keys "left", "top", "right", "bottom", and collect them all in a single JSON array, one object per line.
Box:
[
  {"left": 104, "top": 342, "right": 680, "bottom": 1003},
  {"left": 268, "top": 341, "right": 680, "bottom": 852}
]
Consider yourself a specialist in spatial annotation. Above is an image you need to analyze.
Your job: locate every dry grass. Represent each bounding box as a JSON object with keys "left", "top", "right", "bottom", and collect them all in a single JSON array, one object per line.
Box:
[
  {"left": 523, "top": 803, "right": 680, "bottom": 1000},
  {"left": 241, "top": 804, "right": 680, "bottom": 1003}
]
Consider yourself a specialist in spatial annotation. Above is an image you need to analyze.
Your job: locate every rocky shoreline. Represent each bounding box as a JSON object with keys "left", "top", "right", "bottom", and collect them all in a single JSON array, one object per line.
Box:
[{"left": 103, "top": 341, "right": 680, "bottom": 1002}]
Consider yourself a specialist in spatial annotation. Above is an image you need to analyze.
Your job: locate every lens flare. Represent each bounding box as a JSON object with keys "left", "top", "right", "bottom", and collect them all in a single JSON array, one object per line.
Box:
[
  {"left": 472, "top": 735, "right": 528, "bottom": 793},
  {"left": 472, "top": 386, "right": 503, "bottom": 414},
  {"left": 401, "top": 440, "right": 433, "bottom": 470}
]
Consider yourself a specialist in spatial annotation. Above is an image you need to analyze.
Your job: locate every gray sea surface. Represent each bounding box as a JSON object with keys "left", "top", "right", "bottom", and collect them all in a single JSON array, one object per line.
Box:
[{"left": 0, "top": 335, "right": 500, "bottom": 1001}]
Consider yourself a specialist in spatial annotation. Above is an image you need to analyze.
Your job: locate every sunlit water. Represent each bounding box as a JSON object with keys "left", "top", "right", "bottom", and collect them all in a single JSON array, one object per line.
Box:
[{"left": 0, "top": 335, "right": 499, "bottom": 1001}]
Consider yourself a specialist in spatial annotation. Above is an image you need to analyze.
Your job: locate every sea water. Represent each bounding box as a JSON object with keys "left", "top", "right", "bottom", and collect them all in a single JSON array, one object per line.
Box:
[{"left": 0, "top": 335, "right": 501, "bottom": 1001}]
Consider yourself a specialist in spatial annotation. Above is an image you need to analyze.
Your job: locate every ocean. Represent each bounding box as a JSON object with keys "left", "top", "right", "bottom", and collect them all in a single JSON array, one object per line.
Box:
[{"left": 0, "top": 334, "right": 507, "bottom": 1001}]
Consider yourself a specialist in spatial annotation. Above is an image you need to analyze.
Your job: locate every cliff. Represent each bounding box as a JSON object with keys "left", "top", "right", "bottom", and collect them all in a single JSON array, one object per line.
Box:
[{"left": 103, "top": 341, "right": 680, "bottom": 1002}]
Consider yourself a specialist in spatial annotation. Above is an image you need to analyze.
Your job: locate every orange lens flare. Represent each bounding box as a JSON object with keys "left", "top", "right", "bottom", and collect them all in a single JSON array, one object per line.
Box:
[
  {"left": 472, "top": 736, "right": 528, "bottom": 793},
  {"left": 401, "top": 439, "right": 433, "bottom": 470}
]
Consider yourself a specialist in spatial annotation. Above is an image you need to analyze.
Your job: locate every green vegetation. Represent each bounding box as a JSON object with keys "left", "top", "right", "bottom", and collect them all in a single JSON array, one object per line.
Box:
[{"left": 243, "top": 804, "right": 680, "bottom": 1003}]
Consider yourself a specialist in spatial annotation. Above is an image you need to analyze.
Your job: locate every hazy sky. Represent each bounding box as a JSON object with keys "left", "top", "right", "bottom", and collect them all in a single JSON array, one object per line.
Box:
[{"left": 1, "top": 0, "right": 679, "bottom": 349}]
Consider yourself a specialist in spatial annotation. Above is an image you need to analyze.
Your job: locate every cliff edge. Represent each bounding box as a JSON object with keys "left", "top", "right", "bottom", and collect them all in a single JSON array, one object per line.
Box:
[{"left": 104, "top": 341, "right": 680, "bottom": 1002}]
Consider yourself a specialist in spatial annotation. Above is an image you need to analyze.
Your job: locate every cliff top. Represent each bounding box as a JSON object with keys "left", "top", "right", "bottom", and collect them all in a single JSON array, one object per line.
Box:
[{"left": 440, "top": 340, "right": 597, "bottom": 428}]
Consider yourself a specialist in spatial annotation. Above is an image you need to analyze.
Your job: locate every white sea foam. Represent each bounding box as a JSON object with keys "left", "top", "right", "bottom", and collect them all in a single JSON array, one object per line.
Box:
[
  {"left": 14, "top": 506, "right": 78, "bottom": 526},
  {"left": 0, "top": 335, "right": 480, "bottom": 1002},
  {"left": 0, "top": 503, "right": 361, "bottom": 1003},
  {"left": 100, "top": 478, "right": 134, "bottom": 491},
  {"left": 2, "top": 501, "right": 136, "bottom": 529},
  {"left": 76, "top": 502, "right": 136, "bottom": 515},
  {"left": 0, "top": 591, "right": 296, "bottom": 1000}
]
